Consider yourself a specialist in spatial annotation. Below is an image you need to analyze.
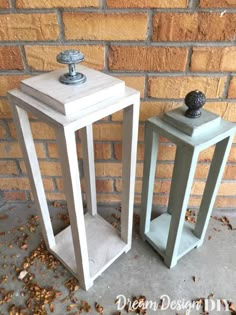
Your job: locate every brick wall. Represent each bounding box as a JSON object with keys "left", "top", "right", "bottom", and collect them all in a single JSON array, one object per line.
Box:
[{"left": 0, "top": 0, "right": 236, "bottom": 209}]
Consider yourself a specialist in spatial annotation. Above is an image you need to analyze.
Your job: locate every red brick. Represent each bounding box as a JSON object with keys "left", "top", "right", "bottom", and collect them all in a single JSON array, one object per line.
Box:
[
  {"left": 25, "top": 45, "right": 105, "bottom": 71},
  {"left": 0, "top": 14, "right": 59, "bottom": 41},
  {"left": 9, "top": 121, "right": 55, "bottom": 140},
  {"left": 45, "top": 192, "right": 66, "bottom": 201},
  {"left": 200, "top": 0, "right": 236, "bottom": 8},
  {"left": 149, "top": 194, "right": 204, "bottom": 208},
  {"left": 47, "top": 142, "right": 82, "bottom": 159},
  {"left": 0, "top": 123, "right": 6, "bottom": 138},
  {"left": 116, "top": 179, "right": 171, "bottom": 194},
  {"left": 96, "top": 179, "right": 113, "bottom": 193},
  {"left": 191, "top": 181, "right": 236, "bottom": 196},
  {"left": 154, "top": 163, "right": 210, "bottom": 179},
  {"left": 97, "top": 193, "right": 121, "bottom": 204},
  {"left": 191, "top": 47, "right": 236, "bottom": 72},
  {"left": 214, "top": 197, "right": 236, "bottom": 208},
  {"left": 47, "top": 142, "right": 111, "bottom": 161},
  {"left": 0, "top": 161, "right": 18, "bottom": 175},
  {"left": 20, "top": 161, "right": 62, "bottom": 176},
  {"left": 112, "top": 102, "right": 180, "bottom": 121},
  {"left": 0, "top": 0, "right": 9, "bottom": 8},
  {"left": 204, "top": 102, "right": 236, "bottom": 122},
  {"left": 107, "top": 0, "right": 187, "bottom": 8},
  {"left": 0, "top": 99, "right": 12, "bottom": 118},
  {"left": 0, "top": 47, "right": 24, "bottom": 70},
  {"left": 0, "top": 75, "right": 30, "bottom": 96},
  {"left": 93, "top": 123, "right": 122, "bottom": 141},
  {"left": 115, "top": 76, "right": 145, "bottom": 98},
  {"left": 0, "top": 142, "right": 46, "bottom": 158},
  {"left": 228, "top": 77, "right": 236, "bottom": 98},
  {"left": 94, "top": 143, "right": 112, "bottom": 160},
  {"left": 152, "top": 13, "right": 236, "bottom": 42},
  {"left": 95, "top": 162, "right": 122, "bottom": 177},
  {"left": 148, "top": 76, "right": 227, "bottom": 99},
  {"left": 55, "top": 178, "right": 64, "bottom": 191},
  {"left": 16, "top": 0, "right": 99, "bottom": 8},
  {"left": 114, "top": 143, "right": 176, "bottom": 161},
  {"left": 109, "top": 46, "right": 188, "bottom": 72},
  {"left": 228, "top": 147, "right": 236, "bottom": 162},
  {"left": 0, "top": 177, "right": 53, "bottom": 190},
  {"left": 223, "top": 164, "right": 236, "bottom": 179},
  {"left": 63, "top": 12, "right": 148, "bottom": 41},
  {"left": 3, "top": 191, "right": 28, "bottom": 201}
]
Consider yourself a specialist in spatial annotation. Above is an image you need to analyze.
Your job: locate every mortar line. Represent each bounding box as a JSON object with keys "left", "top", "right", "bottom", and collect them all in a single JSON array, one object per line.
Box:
[
  {"left": 19, "top": 46, "right": 30, "bottom": 72},
  {"left": 185, "top": 47, "right": 193, "bottom": 73},
  {"left": 101, "top": 0, "right": 106, "bottom": 9},
  {"left": 147, "top": 8, "right": 153, "bottom": 44},
  {"left": 188, "top": 0, "right": 200, "bottom": 10},
  {"left": 1, "top": 119, "right": 12, "bottom": 140},
  {"left": 0, "top": 8, "right": 59, "bottom": 14},
  {"left": 0, "top": 41, "right": 236, "bottom": 47},
  {"left": 15, "top": 159, "right": 23, "bottom": 175},
  {"left": 1, "top": 69, "right": 234, "bottom": 76},
  {"left": 57, "top": 7, "right": 236, "bottom": 13},
  {"left": 104, "top": 44, "right": 109, "bottom": 71},
  {"left": 1, "top": 7, "right": 236, "bottom": 13},
  {"left": 223, "top": 74, "right": 232, "bottom": 99},
  {"left": 56, "top": 9, "right": 65, "bottom": 42}
]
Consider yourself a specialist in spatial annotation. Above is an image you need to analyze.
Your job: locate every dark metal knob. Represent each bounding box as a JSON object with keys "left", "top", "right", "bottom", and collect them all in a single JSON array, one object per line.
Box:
[
  {"left": 56, "top": 50, "right": 86, "bottom": 85},
  {"left": 184, "top": 90, "right": 206, "bottom": 118}
]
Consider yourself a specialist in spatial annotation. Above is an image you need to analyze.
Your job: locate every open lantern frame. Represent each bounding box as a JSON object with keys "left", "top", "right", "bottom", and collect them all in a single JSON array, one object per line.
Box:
[
  {"left": 8, "top": 84, "right": 140, "bottom": 290},
  {"left": 140, "top": 106, "right": 236, "bottom": 268}
]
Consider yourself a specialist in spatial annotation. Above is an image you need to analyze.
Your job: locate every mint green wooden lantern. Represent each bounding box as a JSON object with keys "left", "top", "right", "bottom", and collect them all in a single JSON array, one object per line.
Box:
[{"left": 140, "top": 90, "right": 236, "bottom": 268}]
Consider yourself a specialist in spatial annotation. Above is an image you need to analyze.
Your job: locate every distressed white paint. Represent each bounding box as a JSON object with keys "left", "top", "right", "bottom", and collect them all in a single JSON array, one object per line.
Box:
[
  {"left": 20, "top": 66, "right": 125, "bottom": 116},
  {"left": 8, "top": 81, "right": 140, "bottom": 290}
]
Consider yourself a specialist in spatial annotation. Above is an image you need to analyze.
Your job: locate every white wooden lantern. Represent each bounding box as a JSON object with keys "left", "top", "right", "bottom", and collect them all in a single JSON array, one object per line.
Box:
[{"left": 8, "top": 51, "right": 140, "bottom": 290}]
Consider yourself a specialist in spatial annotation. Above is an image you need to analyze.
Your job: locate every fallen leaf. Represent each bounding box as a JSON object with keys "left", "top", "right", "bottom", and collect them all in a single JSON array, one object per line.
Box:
[
  {"left": 18, "top": 270, "right": 28, "bottom": 281},
  {"left": 0, "top": 214, "right": 8, "bottom": 220},
  {"left": 208, "top": 293, "right": 214, "bottom": 299},
  {"left": 229, "top": 301, "right": 236, "bottom": 313},
  {"left": 49, "top": 303, "right": 54, "bottom": 312},
  {"left": 95, "top": 302, "right": 104, "bottom": 314}
]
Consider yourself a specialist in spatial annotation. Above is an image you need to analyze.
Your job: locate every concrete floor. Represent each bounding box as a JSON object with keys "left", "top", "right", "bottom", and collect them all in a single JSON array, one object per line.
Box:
[{"left": 0, "top": 201, "right": 235, "bottom": 315}]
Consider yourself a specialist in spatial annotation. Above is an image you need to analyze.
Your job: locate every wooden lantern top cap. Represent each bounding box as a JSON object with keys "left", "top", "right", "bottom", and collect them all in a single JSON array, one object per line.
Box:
[
  {"left": 20, "top": 65, "right": 125, "bottom": 116},
  {"left": 162, "top": 91, "right": 221, "bottom": 137}
]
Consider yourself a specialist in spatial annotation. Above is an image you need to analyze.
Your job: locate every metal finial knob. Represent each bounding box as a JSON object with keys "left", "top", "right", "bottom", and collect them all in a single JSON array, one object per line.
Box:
[
  {"left": 56, "top": 50, "right": 86, "bottom": 85},
  {"left": 184, "top": 90, "right": 206, "bottom": 118}
]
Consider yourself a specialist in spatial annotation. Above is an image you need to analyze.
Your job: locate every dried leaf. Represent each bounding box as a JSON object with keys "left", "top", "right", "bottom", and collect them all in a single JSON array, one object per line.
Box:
[
  {"left": 229, "top": 302, "right": 236, "bottom": 313},
  {"left": 0, "top": 214, "right": 8, "bottom": 220},
  {"left": 49, "top": 303, "right": 54, "bottom": 312},
  {"left": 65, "top": 278, "right": 80, "bottom": 293},
  {"left": 18, "top": 270, "right": 28, "bottom": 281},
  {"left": 20, "top": 243, "right": 28, "bottom": 250},
  {"left": 208, "top": 293, "right": 214, "bottom": 299},
  {"left": 95, "top": 303, "right": 104, "bottom": 314}
]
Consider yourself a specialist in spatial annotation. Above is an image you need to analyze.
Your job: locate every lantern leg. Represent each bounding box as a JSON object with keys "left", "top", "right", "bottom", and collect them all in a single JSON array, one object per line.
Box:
[
  {"left": 164, "top": 146, "right": 199, "bottom": 268},
  {"left": 121, "top": 101, "right": 140, "bottom": 250},
  {"left": 194, "top": 135, "right": 234, "bottom": 246},
  {"left": 140, "top": 122, "right": 158, "bottom": 240},
  {"left": 9, "top": 103, "right": 55, "bottom": 249},
  {"left": 81, "top": 125, "right": 97, "bottom": 216},
  {"left": 56, "top": 126, "right": 92, "bottom": 290}
]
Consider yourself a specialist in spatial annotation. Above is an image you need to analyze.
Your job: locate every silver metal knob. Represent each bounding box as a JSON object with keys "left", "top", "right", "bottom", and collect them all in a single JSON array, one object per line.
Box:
[{"left": 56, "top": 50, "right": 87, "bottom": 85}]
